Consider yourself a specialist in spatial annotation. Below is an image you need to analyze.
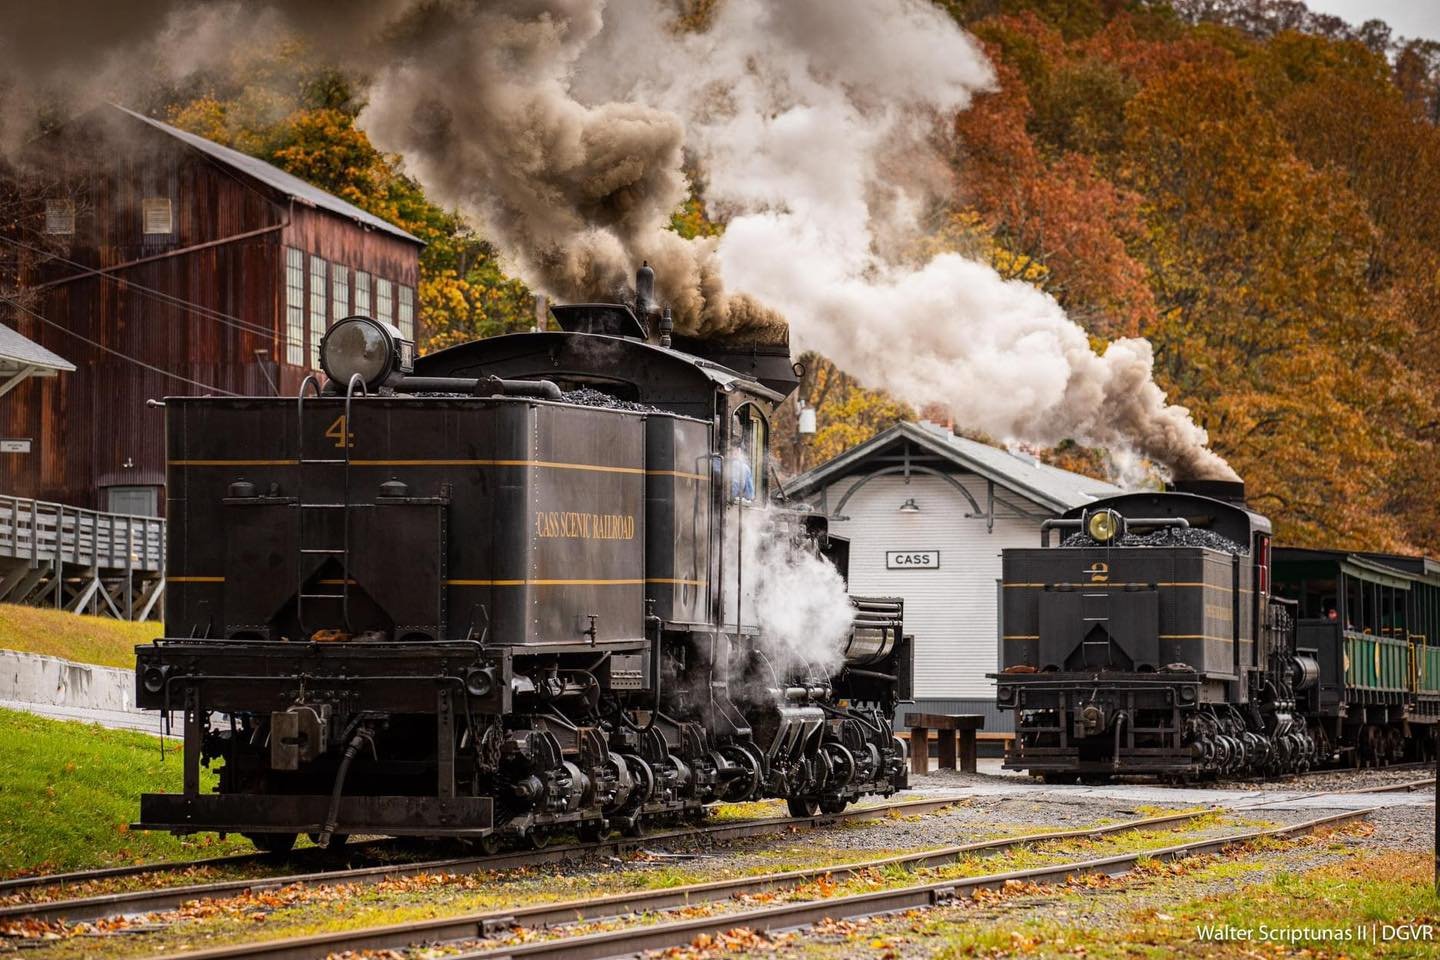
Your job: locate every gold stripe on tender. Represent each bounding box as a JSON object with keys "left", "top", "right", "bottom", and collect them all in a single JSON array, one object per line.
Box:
[
  {"left": 647, "top": 469, "right": 709, "bottom": 481},
  {"left": 1160, "top": 634, "right": 1236, "bottom": 642},
  {"left": 1003, "top": 581, "right": 1236, "bottom": 590},
  {"left": 171, "top": 458, "right": 705, "bottom": 479},
  {"left": 170, "top": 575, "right": 225, "bottom": 583},
  {"left": 351, "top": 459, "right": 645, "bottom": 475},
  {"left": 169, "top": 459, "right": 297, "bottom": 467},
  {"left": 446, "top": 578, "right": 645, "bottom": 587},
  {"left": 1002, "top": 634, "right": 1040, "bottom": 641}
]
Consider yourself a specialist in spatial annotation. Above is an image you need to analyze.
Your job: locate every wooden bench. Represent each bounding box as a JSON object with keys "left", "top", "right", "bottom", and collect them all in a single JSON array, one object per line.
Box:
[{"left": 904, "top": 713, "right": 984, "bottom": 774}]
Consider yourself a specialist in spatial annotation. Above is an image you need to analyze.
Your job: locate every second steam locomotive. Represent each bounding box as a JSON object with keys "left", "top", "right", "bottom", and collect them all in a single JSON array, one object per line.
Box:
[
  {"left": 133, "top": 266, "right": 910, "bottom": 851},
  {"left": 994, "top": 482, "right": 1440, "bottom": 779}
]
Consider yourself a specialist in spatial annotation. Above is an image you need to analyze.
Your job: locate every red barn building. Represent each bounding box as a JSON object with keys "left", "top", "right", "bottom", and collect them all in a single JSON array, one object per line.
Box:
[{"left": 0, "top": 104, "right": 423, "bottom": 515}]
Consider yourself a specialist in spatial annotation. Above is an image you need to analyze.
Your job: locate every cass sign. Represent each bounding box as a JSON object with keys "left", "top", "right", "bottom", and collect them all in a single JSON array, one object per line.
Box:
[{"left": 886, "top": 550, "right": 939, "bottom": 570}]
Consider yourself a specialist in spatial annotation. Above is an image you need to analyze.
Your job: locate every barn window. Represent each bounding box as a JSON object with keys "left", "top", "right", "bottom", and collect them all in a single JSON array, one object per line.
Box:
[
  {"left": 45, "top": 199, "right": 75, "bottom": 235},
  {"left": 355, "top": 271, "right": 371, "bottom": 315},
  {"left": 376, "top": 278, "right": 394, "bottom": 325},
  {"left": 285, "top": 247, "right": 305, "bottom": 366},
  {"left": 397, "top": 284, "right": 415, "bottom": 340},
  {"left": 309, "top": 255, "right": 327, "bottom": 369},
  {"left": 142, "top": 197, "right": 173, "bottom": 235},
  {"left": 331, "top": 263, "right": 350, "bottom": 319}
]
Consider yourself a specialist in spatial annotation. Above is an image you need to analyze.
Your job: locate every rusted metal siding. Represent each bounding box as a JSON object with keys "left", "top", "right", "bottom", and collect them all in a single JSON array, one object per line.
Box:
[{"left": 0, "top": 109, "right": 421, "bottom": 512}]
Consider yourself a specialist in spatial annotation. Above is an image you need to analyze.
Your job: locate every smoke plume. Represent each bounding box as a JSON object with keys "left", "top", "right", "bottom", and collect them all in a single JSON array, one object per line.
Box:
[{"left": 0, "top": 0, "right": 1237, "bottom": 481}]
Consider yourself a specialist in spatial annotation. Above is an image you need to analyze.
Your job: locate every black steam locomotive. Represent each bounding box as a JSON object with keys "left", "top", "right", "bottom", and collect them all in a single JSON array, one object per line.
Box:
[
  {"left": 133, "top": 267, "right": 911, "bottom": 851},
  {"left": 993, "top": 482, "right": 1440, "bottom": 778}
]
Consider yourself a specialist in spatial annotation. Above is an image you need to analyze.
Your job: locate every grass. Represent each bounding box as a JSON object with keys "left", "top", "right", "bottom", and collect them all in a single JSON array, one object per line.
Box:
[
  {"left": 0, "top": 708, "right": 249, "bottom": 878},
  {"left": 0, "top": 603, "right": 157, "bottom": 669},
  {"left": 917, "top": 849, "right": 1440, "bottom": 959}
]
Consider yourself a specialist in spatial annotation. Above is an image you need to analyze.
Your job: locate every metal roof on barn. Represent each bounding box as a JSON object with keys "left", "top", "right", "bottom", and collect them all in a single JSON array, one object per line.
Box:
[
  {"left": 787, "top": 419, "right": 1122, "bottom": 514},
  {"left": 110, "top": 105, "right": 423, "bottom": 246}
]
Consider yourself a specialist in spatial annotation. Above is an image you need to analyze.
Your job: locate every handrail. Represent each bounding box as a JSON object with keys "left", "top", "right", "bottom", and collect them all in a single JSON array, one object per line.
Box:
[{"left": 0, "top": 494, "right": 165, "bottom": 572}]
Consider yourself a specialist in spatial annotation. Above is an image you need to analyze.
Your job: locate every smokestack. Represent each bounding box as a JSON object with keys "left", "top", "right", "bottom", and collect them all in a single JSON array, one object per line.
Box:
[
  {"left": 659, "top": 306, "right": 673, "bottom": 349},
  {"left": 635, "top": 261, "right": 656, "bottom": 319}
]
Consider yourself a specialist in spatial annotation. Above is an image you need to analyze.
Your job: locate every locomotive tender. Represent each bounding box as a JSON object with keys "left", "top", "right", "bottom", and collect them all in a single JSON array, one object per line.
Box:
[
  {"left": 134, "top": 266, "right": 910, "bottom": 851},
  {"left": 994, "top": 482, "right": 1440, "bottom": 778}
]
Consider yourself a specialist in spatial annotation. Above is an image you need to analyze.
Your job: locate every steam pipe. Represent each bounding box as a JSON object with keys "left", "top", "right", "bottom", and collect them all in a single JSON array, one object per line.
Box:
[
  {"left": 1040, "top": 518, "right": 1083, "bottom": 548},
  {"left": 393, "top": 375, "right": 561, "bottom": 399}
]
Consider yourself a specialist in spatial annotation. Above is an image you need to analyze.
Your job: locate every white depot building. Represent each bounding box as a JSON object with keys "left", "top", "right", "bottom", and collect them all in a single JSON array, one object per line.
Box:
[{"left": 786, "top": 420, "right": 1121, "bottom": 728}]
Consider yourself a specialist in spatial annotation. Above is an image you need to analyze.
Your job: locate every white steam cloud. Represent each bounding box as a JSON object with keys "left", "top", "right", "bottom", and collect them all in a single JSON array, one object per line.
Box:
[
  {"left": 724, "top": 506, "right": 856, "bottom": 680},
  {"left": 0, "top": 0, "right": 1237, "bottom": 480}
]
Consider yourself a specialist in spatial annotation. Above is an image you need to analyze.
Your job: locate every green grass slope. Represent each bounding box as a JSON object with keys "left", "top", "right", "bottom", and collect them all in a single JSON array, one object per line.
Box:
[
  {"left": 0, "top": 603, "right": 157, "bottom": 669},
  {"left": 0, "top": 708, "right": 248, "bottom": 877}
]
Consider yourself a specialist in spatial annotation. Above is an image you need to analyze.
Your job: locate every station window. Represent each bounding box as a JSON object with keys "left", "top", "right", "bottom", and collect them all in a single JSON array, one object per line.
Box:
[
  {"left": 284, "top": 247, "right": 305, "bottom": 366},
  {"left": 331, "top": 263, "right": 349, "bottom": 319},
  {"left": 376, "top": 278, "right": 394, "bottom": 325},
  {"left": 355, "top": 271, "right": 371, "bottom": 316},
  {"left": 44, "top": 199, "right": 75, "bottom": 235},
  {"left": 309, "top": 255, "right": 327, "bottom": 369},
  {"left": 397, "top": 284, "right": 415, "bottom": 340}
]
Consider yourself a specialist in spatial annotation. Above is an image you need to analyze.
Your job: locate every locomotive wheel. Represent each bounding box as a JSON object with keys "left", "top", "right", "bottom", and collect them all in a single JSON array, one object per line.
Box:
[
  {"left": 819, "top": 797, "right": 847, "bottom": 815},
  {"left": 244, "top": 832, "right": 298, "bottom": 855},
  {"left": 525, "top": 828, "right": 550, "bottom": 850},
  {"left": 786, "top": 797, "right": 821, "bottom": 818},
  {"left": 475, "top": 834, "right": 502, "bottom": 855},
  {"left": 620, "top": 815, "right": 646, "bottom": 838},
  {"left": 577, "top": 819, "right": 608, "bottom": 843}
]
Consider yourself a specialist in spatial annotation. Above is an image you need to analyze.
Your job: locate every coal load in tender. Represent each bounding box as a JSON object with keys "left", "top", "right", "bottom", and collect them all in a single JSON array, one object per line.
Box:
[
  {"left": 1062, "top": 526, "right": 1247, "bottom": 554},
  {"left": 559, "top": 387, "right": 661, "bottom": 413},
  {"left": 398, "top": 387, "right": 660, "bottom": 412}
]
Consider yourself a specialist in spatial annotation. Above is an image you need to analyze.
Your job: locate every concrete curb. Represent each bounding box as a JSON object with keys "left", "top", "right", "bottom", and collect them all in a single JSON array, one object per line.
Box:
[{"left": 0, "top": 648, "right": 164, "bottom": 735}]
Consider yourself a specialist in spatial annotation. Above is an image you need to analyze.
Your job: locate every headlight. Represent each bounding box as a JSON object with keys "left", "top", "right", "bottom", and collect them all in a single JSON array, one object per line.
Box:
[
  {"left": 319, "top": 316, "right": 414, "bottom": 389},
  {"left": 1086, "top": 509, "right": 1125, "bottom": 543}
]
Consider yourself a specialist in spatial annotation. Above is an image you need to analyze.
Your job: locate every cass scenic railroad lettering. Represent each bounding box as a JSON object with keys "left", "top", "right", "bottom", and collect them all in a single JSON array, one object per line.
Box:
[{"left": 534, "top": 510, "right": 636, "bottom": 540}]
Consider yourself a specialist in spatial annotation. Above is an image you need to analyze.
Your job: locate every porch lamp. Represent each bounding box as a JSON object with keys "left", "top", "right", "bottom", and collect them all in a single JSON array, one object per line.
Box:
[{"left": 898, "top": 498, "right": 920, "bottom": 514}]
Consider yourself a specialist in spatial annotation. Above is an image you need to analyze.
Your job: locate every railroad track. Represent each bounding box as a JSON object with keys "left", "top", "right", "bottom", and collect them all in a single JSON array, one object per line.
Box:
[
  {"left": 1242, "top": 760, "right": 1435, "bottom": 784},
  {"left": 440, "top": 807, "right": 1372, "bottom": 960},
  {"left": 115, "top": 807, "right": 1222, "bottom": 960},
  {"left": 0, "top": 841, "right": 390, "bottom": 897},
  {"left": 1, "top": 796, "right": 958, "bottom": 925},
  {"left": 131, "top": 805, "right": 1369, "bottom": 960}
]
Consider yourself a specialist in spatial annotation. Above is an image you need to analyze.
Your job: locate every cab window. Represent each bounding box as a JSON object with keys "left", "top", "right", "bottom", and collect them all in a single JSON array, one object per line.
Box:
[{"left": 729, "top": 404, "right": 768, "bottom": 503}]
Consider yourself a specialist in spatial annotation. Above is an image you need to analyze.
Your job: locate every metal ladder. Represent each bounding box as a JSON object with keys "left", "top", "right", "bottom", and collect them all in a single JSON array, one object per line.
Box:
[{"left": 295, "top": 374, "right": 367, "bottom": 637}]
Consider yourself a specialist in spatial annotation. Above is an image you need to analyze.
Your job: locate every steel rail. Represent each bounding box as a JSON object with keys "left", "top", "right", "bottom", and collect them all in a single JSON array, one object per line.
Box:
[
  {"left": 442, "top": 807, "right": 1373, "bottom": 960},
  {"left": 1235, "top": 775, "right": 1434, "bottom": 811},
  {"left": 0, "top": 841, "right": 390, "bottom": 896},
  {"left": 3, "top": 796, "right": 957, "bottom": 925},
  {"left": 143, "top": 807, "right": 1221, "bottom": 960}
]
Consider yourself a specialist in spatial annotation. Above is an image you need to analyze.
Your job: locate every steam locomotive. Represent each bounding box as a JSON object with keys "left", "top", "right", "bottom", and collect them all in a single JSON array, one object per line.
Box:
[
  {"left": 133, "top": 266, "right": 911, "bottom": 851},
  {"left": 993, "top": 482, "right": 1440, "bottom": 779}
]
